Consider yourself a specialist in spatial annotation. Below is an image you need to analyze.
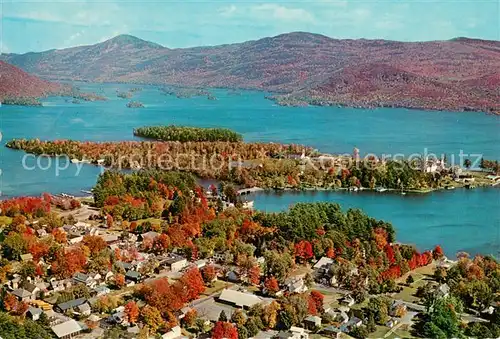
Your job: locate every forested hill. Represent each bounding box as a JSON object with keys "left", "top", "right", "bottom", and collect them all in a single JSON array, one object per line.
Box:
[
  {"left": 2, "top": 32, "right": 499, "bottom": 113},
  {"left": 0, "top": 61, "right": 64, "bottom": 104}
]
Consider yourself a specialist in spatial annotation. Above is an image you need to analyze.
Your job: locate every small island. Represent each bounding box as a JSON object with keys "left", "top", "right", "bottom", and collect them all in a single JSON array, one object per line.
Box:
[
  {"left": 133, "top": 125, "right": 243, "bottom": 142},
  {"left": 126, "top": 101, "right": 144, "bottom": 108},
  {"left": 117, "top": 91, "right": 133, "bottom": 99}
]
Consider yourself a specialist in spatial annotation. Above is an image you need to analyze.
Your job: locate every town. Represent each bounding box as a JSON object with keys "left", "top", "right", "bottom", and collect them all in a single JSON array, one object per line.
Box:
[{"left": 0, "top": 170, "right": 497, "bottom": 339}]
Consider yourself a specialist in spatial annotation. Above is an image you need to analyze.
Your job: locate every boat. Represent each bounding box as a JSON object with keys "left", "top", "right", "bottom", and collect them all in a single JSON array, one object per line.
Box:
[
  {"left": 445, "top": 186, "right": 456, "bottom": 190},
  {"left": 401, "top": 192, "right": 407, "bottom": 195},
  {"left": 375, "top": 187, "right": 387, "bottom": 193}
]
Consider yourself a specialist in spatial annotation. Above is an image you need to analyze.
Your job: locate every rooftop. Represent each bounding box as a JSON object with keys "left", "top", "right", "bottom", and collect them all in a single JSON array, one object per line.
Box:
[
  {"left": 51, "top": 319, "right": 82, "bottom": 338},
  {"left": 218, "top": 288, "right": 262, "bottom": 308}
]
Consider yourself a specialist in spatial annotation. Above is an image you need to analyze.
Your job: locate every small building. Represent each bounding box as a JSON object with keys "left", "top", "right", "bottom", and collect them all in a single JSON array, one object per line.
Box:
[
  {"left": 55, "top": 297, "right": 87, "bottom": 313},
  {"left": 286, "top": 277, "right": 308, "bottom": 294},
  {"left": 23, "top": 282, "right": 41, "bottom": 299},
  {"left": 125, "top": 270, "right": 141, "bottom": 282},
  {"left": 437, "top": 283, "right": 450, "bottom": 298},
  {"left": 72, "top": 272, "right": 97, "bottom": 288},
  {"left": 321, "top": 326, "right": 342, "bottom": 339},
  {"left": 94, "top": 285, "right": 111, "bottom": 297},
  {"left": 163, "top": 254, "right": 188, "bottom": 272},
  {"left": 141, "top": 231, "right": 160, "bottom": 241},
  {"left": 386, "top": 318, "right": 398, "bottom": 328},
  {"left": 276, "top": 326, "right": 309, "bottom": 339},
  {"left": 76, "top": 302, "right": 91, "bottom": 316},
  {"left": 27, "top": 307, "right": 43, "bottom": 321},
  {"left": 20, "top": 253, "right": 34, "bottom": 262},
  {"left": 51, "top": 319, "right": 83, "bottom": 339},
  {"left": 36, "top": 229, "right": 48, "bottom": 237},
  {"left": 218, "top": 289, "right": 262, "bottom": 309},
  {"left": 303, "top": 315, "right": 322, "bottom": 330},
  {"left": 340, "top": 294, "right": 355, "bottom": 307},
  {"left": 12, "top": 288, "right": 33, "bottom": 301},
  {"left": 161, "top": 325, "right": 183, "bottom": 339},
  {"left": 313, "top": 257, "right": 334, "bottom": 270}
]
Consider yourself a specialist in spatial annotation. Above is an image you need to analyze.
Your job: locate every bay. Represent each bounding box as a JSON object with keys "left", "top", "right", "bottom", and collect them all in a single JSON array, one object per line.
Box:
[{"left": 0, "top": 82, "right": 498, "bottom": 256}]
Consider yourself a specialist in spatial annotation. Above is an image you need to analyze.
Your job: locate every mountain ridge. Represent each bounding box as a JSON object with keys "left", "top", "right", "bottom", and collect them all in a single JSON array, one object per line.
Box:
[{"left": 2, "top": 32, "right": 499, "bottom": 113}]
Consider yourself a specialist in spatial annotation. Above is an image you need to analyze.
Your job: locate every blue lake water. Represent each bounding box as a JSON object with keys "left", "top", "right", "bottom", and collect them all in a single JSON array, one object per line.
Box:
[{"left": 0, "top": 83, "right": 498, "bottom": 256}]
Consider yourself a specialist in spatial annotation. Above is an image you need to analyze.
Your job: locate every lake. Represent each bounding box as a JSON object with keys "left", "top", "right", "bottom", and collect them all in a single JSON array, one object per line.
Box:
[{"left": 0, "top": 83, "right": 498, "bottom": 256}]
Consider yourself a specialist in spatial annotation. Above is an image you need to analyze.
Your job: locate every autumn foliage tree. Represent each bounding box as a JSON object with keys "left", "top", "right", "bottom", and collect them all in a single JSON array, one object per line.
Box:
[
  {"left": 432, "top": 245, "right": 444, "bottom": 260},
  {"left": 83, "top": 235, "right": 107, "bottom": 255},
  {"left": 264, "top": 276, "right": 280, "bottom": 295},
  {"left": 212, "top": 321, "right": 238, "bottom": 339},
  {"left": 294, "top": 240, "right": 314, "bottom": 262},
  {"left": 124, "top": 301, "right": 140, "bottom": 324},
  {"left": 201, "top": 265, "right": 217, "bottom": 284},
  {"left": 179, "top": 267, "right": 205, "bottom": 301},
  {"left": 115, "top": 273, "right": 125, "bottom": 288},
  {"left": 248, "top": 265, "right": 261, "bottom": 285},
  {"left": 51, "top": 247, "right": 87, "bottom": 278}
]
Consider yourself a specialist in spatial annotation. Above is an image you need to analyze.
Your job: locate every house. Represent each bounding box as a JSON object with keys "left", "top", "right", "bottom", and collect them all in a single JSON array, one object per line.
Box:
[
  {"left": 390, "top": 300, "right": 407, "bottom": 317},
  {"left": 50, "top": 279, "right": 72, "bottom": 293},
  {"left": 386, "top": 318, "right": 398, "bottom": 328},
  {"left": 218, "top": 289, "right": 262, "bottom": 309},
  {"left": 12, "top": 288, "right": 33, "bottom": 301},
  {"left": 51, "top": 319, "right": 83, "bottom": 339},
  {"left": 141, "top": 231, "right": 160, "bottom": 241},
  {"left": 69, "top": 236, "right": 83, "bottom": 245},
  {"left": 100, "top": 234, "right": 119, "bottom": 244},
  {"left": 76, "top": 302, "right": 91, "bottom": 316},
  {"left": 27, "top": 307, "right": 43, "bottom": 321},
  {"left": 20, "top": 253, "right": 33, "bottom": 262},
  {"left": 94, "top": 285, "right": 111, "bottom": 297},
  {"left": 320, "top": 326, "right": 342, "bottom": 339},
  {"left": 55, "top": 297, "right": 87, "bottom": 313},
  {"left": 194, "top": 259, "right": 207, "bottom": 269},
  {"left": 163, "top": 254, "right": 188, "bottom": 272},
  {"left": 286, "top": 277, "right": 308, "bottom": 294},
  {"left": 114, "top": 261, "right": 133, "bottom": 272},
  {"left": 341, "top": 316, "right": 362, "bottom": 332},
  {"left": 303, "top": 315, "right": 322, "bottom": 330},
  {"left": 161, "top": 325, "right": 184, "bottom": 339},
  {"left": 313, "top": 257, "right": 334, "bottom": 270},
  {"left": 23, "top": 282, "right": 40, "bottom": 299},
  {"left": 36, "top": 229, "right": 48, "bottom": 237},
  {"left": 125, "top": 270, "right": 141, "bottom": 282},
  {"left": 340, "top": 294, "right": 355, "bottom": 307},
  {"left": 72, "top": 272, "right": 97, "bottom": 288},
  {"left": 213, "top": 251, "right": 233, "bottom": 263},
  {"left": 75, "top": 221, "right": 90, "bottom": 228},
  {"left": 276, "top": 326, "right": 309, "bottom": 339},
  {"left": 436, "top": 283, "right": 450, "bottom": 298}
]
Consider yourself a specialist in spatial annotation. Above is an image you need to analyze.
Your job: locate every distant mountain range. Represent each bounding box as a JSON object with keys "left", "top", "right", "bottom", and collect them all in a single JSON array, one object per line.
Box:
[
  {"left": 0, "top": 61, "right": 64, "bottom": 104},
  {"left": 2, "top": 32, "right": 499, "bottom": 113}
]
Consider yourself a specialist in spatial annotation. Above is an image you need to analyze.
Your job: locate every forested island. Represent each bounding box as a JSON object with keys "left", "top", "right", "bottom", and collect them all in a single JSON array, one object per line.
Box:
[{"left": 133, "top": 126, "right": 243, "bottom": 142}]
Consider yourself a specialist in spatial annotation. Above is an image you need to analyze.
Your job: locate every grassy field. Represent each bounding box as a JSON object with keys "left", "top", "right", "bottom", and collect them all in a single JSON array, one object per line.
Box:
[
  {"left": 368, "top": 325, "right": 391, "bottom": 338},
  {"left": 202, "top": 280, "right": 232, "bottom": 296}
]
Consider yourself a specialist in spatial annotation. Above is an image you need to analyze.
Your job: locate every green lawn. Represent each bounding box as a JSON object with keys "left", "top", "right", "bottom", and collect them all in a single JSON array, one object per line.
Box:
[
  {"left": 203, "top": 280, "right": 231, "bottom": 296},
  {"left": 368, "top": 325, "right": 390, "bottom": 338},
  {"left": 393, "top": 278, "right": 428, "bottom": 303}
]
